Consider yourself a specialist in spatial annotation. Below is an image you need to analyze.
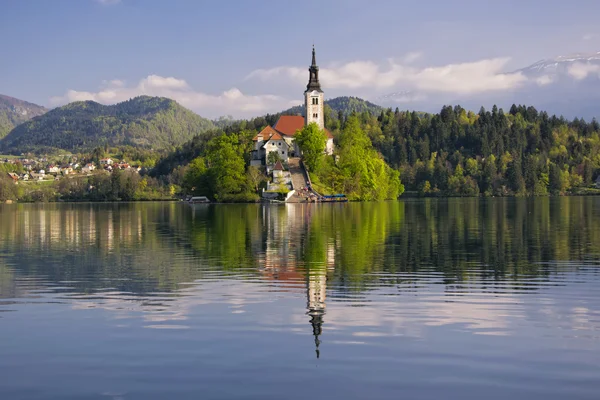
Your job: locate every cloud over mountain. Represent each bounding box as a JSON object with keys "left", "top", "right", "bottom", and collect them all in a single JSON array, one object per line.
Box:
[{"left": 50, "top": 75, "right": 294, "bottom": 118}]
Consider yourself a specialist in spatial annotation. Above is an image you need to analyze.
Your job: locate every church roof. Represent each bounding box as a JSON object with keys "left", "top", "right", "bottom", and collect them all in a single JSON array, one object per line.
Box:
[
  {"left": 274, "top": 115, "right": 305, "bottom": 136},
  {"left": 273, "top": 115, "right": 334, "bottom": 139}
]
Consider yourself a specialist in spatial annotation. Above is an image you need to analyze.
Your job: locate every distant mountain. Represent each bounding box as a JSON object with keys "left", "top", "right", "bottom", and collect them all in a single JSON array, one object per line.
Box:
[
  {"left": 375, "top": 52, "right": 600, "bottom": 120},
  {"left": 0, "top": 94, "right": 47, "bottom": 139},
  {"left": 283, "top": 96, "right": 384, "bottom": 116},
  {"left": 0, "top": 96, "right": 215, "bottom": 154}
]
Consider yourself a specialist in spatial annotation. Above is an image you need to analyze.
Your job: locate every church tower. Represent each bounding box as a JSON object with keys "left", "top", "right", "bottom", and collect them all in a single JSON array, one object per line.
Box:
[{"left": 305, "top": 46, "right": 324, "bottom": 130}]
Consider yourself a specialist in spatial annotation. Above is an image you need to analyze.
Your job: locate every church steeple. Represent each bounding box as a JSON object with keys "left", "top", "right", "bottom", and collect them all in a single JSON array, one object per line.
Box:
[
  {"left": 306, "top": 46, "right": 322, "bottom": 92},
  {"left": 305, "top": 46, "right": 325, "bottom": 129}
]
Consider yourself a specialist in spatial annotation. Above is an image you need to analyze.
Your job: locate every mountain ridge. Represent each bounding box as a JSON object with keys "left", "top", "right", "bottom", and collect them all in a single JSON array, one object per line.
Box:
[
  {"left": 0, "top": 96, "right": 214, "bottom": 154},
  {"left": 0, "top": 94, "right": 47, "bottom": 139}
]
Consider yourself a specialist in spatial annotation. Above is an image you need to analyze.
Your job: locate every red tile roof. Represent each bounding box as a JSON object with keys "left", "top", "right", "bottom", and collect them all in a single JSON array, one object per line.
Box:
[
  {"left": 269, "top": 132, "right": 283, "bottom": 140},
  {"left": 274, "top": 116, "right": 305, "bottom": 136},
  {"left": 253, "top": 125, "right": 279, "bottom": 141},
  {"left": 274, "top": 115, "right": 334, "bottom": 139},
  {"left": 273, "top": 160, "right": 284, "bottom": 171}
]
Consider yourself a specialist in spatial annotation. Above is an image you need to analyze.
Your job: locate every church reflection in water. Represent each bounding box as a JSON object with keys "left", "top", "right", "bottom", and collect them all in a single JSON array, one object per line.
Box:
[
  {"left": 259, "top": 203, "right": 334, "bottom": 358},
  {"left": 307, "top": 271, "right": 326, "bottom": 358}
]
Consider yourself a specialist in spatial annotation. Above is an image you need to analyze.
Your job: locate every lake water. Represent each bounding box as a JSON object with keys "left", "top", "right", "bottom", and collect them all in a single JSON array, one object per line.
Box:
[{"left": 1, "top": 199, "right": 600, "bottom": 400}]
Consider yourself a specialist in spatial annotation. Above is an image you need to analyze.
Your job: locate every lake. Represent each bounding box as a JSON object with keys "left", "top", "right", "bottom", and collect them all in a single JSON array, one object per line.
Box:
[{"left": 1, "top": 199, "right": 600, "bottom": 400}]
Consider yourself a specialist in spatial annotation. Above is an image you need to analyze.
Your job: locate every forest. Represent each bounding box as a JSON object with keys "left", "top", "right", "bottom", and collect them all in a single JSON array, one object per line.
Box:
[{"left": 327, "top": 104, "right": 600, "bottom": 196}]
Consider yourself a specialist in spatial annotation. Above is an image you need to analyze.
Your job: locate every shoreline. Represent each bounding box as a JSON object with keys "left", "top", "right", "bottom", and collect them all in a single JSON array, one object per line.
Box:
[{"left": 4, "top": 192, "right": 600, "bottom": 205}]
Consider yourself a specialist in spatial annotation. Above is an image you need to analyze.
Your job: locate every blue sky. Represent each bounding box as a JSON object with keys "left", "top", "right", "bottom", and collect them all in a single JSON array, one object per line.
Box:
[{"left": 2, "top": 0, "right": 600, "bottom": 117}]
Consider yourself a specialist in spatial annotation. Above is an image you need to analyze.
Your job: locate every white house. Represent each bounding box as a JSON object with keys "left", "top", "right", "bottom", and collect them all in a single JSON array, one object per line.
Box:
[
  {"left": 82, "top": 163, "right": 96, "bottom": 174},
  {"left": 100, "top": 158, "right": 113, "bottom": 166}
]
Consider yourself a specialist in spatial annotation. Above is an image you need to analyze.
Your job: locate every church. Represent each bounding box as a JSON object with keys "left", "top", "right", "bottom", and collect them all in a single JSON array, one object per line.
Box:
[{"left": 251, "top": 47, "right": 334, "bottom": 166}]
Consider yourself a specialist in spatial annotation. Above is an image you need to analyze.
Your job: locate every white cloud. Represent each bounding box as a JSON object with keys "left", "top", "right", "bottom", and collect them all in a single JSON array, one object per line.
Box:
[
  {"left": 567, "top": 62, "right": 600, "bottom": 80},
  {"left": 247, "top": 56, "right": 527, "bottom": 95},
  {"left": 583, "top": 33, "right": 596, "bottom": 41},
  {"left": 50, "top": 75, "right": 293, "bottom": 118},
  {"left": 535, "top": 75, "right": 554, "bottom": 86}
]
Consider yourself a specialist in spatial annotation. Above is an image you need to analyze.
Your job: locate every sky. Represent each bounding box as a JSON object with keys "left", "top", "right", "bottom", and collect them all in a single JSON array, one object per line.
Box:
[{"left": 2, "top": 0, "right": 600, "bottom": 118}]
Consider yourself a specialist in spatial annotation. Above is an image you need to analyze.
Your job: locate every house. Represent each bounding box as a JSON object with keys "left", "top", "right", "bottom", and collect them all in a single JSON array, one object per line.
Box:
[
  {"left": 38, "top": 169, "right": 45, "bottom": 175},
  {"left": 61, "top": 167, "right": 74, "bottom": 175},
  {"left": 82, "top": 163, "right": 96, "bottom": 174},
  {"left": 250, "top": 47, "right": 334, "bottom": 166},
  {"left": 30, "top": 172, "right": 44, "bottom": 181},
  {"left": 100, "top": 158, "right": 114, "bottom": 166},
  {"left": 252, "top": 126, "right": 291, "bottom": 165},
  {"left": 48, "top": 165, "right": 60, "bottom": 174},
  {"left": 272, "top": 160, "right": 285, "bottom": 179},
  {"left": 7, "top": 172, "right": 19, "bottom": 182},
  {"left": 20, "top": 173, "right": 29, "bottom": 181}
]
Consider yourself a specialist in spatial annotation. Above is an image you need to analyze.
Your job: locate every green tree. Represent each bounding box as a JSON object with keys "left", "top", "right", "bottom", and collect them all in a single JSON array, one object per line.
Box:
[
  {"left": 295, "top": 122, "right": 327, "bottom": 171},
  {"left": 0, "top": 174, "right": 18, "bottom": 202},
  {"left": 267, "top": 151, "right": 282, "bottom": 165}
]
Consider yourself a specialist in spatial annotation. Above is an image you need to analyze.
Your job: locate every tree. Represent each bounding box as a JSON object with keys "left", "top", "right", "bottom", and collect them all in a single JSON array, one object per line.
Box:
[
  {"left": 507, "top": 157, "right": 526, "bottom": 195},
  {"left": 295, "top": 122, "right": 327, "bottom": 171},
  {"left": 267, "top": 151, "right": 281, "bottom": 165},
  {"left": 0, "top": 174, "right": 18, "bottom": 202},
  {"left": 247, "top": 166, "right": 265, "bottom": 192},
  {"left": 183, "top": 157, "right": 209, "bottom": 195},
  {"left": 549, "top": 163, "right": 562, "bottom": 195}
]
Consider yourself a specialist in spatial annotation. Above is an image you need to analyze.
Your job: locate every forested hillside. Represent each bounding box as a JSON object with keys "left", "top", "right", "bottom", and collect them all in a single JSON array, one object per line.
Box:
[
  {"left": 0, "top": 96, "right": 214, "bottom": 154},
  {"left": 283, "top": 96, "right": 383, "bottom": 117},
  {"left": 0, "top": 94, "right": 47, "bottom": 139},
  {"left": 359, "top": 105, "right": 600, "bottom": 196}
]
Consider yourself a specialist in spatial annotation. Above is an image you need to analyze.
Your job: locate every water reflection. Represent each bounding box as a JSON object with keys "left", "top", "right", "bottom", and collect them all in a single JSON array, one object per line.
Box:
[{"left": 1, "top": 199, "right": 600, "bottom": 399}]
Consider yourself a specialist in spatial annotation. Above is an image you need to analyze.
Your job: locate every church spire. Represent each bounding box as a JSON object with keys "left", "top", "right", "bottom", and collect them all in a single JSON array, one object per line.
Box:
[{"left": 306, "top": 46, "right": 322, "bottom": 92}]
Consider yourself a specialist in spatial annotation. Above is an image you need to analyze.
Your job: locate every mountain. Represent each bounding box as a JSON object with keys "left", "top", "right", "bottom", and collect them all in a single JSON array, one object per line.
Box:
[
  {"left": 0, "top": 96, "right": 215, "bottom": 154},
  {"left": 375, "top": 52, "right": 600, "bottom": 120},
  {"left": 0, "top": 94, "right": 47, "bottom": 139},
  {"left": 283, "top": 96, "right": 384, "bottom": 116},
  {"left": 508, "top": 52, "right": 600, "bottom": 119}
]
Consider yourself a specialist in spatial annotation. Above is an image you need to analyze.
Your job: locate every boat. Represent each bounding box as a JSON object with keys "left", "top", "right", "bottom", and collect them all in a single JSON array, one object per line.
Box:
[
  {"left": 321, "top": 194, "right": 348, "bottom": 202},
  {"left": 188, "top": 196, "right": 210, "bottom": 204}
]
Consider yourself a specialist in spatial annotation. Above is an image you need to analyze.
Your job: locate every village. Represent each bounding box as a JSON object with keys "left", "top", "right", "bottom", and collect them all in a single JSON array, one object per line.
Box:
[{"left": 2, "top": 156, "right": 142, "bottom": 183}]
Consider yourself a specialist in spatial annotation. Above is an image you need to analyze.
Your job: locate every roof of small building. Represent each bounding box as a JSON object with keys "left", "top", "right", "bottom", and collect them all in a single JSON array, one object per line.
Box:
[
  {"left": 253, "top": 126, "right": 279, "bottom": 141},
  {"left": 273, "top": 160, "right": 284, "bottom": 171},
  {"left": 269, "top": 132, "right": 283, "bottom": 140}
]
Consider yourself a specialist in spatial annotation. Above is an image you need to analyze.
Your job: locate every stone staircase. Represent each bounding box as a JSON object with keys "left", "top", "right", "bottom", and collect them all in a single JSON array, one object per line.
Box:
[{"left": 288, "top": 157, "right": 309, "bottom": 190}]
